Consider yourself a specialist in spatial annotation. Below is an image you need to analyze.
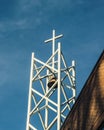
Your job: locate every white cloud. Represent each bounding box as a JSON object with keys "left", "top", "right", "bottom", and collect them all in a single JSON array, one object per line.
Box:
[{"left": 21, "top": 0, "right": 42, "bottom": 11}]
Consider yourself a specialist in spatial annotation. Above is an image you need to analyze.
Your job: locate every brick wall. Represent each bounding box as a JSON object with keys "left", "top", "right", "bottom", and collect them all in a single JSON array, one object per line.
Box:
[{"left": 61, "top": 51, "right": 104, "bottom": 130}]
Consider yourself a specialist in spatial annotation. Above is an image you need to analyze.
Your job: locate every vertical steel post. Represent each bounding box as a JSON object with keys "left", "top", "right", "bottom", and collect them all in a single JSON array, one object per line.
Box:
[
  {"left": 26, "top": 53, "right": 34, "bottom": 130},
  {"left": 72, "top": 60, "right": 76, "bottom": 103},
  {"left": 52, "top": 30, "right": 55, "bottom": 70},
  {"left": 57, "top": 43, "right": 61, "bottom": 130},
  {"left": 45, "top": 70, "right": 49, "bottom": 129}
]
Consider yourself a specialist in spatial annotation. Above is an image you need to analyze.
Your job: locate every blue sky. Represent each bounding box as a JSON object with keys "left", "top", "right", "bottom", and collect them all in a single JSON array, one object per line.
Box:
[{"left": 0, "top": 0, "right": 104, "bottom": 130}]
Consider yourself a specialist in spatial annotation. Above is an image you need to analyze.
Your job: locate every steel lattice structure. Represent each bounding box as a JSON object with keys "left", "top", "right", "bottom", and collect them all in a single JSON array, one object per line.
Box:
[{"left": 26, "top": 30, "right": 76, "bottom": 130}]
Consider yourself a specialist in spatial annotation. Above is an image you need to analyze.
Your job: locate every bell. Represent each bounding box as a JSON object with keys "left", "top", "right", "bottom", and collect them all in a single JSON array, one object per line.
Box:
[{"left": 48, "top": 76, "right": 57, "bottom": 88}]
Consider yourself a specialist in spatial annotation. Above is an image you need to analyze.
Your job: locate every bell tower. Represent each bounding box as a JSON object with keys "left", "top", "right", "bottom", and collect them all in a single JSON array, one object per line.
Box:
[{"left": 26, "top": 30, "right": 76, "bottom": 130}]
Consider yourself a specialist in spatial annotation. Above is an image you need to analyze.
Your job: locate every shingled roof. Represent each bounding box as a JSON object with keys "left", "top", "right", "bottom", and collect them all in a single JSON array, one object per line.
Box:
[{"left": 61, "top": 50, "right": 104, "bottom": 130}]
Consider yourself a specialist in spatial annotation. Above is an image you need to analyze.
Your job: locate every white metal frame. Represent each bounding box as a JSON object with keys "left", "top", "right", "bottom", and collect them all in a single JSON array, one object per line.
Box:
[{"left": 26, "top": 30, "right": 76, "bottom": 130}]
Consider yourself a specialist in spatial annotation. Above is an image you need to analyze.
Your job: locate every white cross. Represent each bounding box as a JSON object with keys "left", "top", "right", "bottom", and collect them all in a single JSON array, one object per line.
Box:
[
  {"left": 44, "top": 29, "right": 63, "bottom": 70},
  {"left": 44, "top": 29, "right": 63, "bottom": 55}
]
